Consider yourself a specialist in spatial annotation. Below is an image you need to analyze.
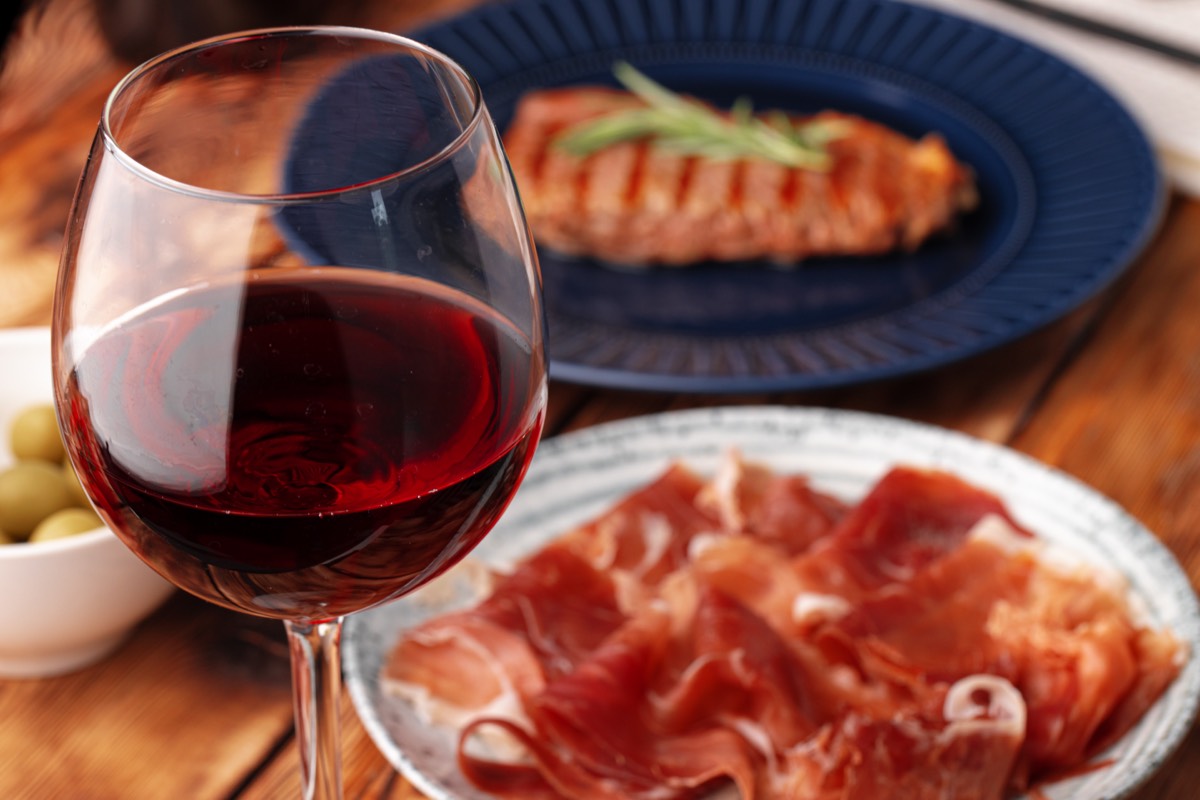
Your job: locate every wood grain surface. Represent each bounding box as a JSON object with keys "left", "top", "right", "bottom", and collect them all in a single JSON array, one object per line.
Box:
[{"left": 0, "top": 0, "right": 1196, "bottom": 798}]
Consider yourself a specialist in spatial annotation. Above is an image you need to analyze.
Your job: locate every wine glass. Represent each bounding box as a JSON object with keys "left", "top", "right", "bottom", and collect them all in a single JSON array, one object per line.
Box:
[{"left": 51, "top": 27, "right": 546, "bottom": 798}]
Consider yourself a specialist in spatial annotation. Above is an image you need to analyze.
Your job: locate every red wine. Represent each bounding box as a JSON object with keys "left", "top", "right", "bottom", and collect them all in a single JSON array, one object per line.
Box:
[{"left": 62, "top": 268, "right": 545, "bottom": 621}]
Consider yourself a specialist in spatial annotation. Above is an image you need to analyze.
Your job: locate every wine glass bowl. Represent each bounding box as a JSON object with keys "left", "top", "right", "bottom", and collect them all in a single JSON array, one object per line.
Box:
[
  {"left": 53, "top": 27, "right": 545, "bottom": 798},
  {"left": 60, "top": 270, "right": 544, "bottom": 622}
]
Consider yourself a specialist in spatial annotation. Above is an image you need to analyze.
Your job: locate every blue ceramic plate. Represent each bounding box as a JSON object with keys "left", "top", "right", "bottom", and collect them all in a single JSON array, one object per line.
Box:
[
  {"left": 405, "top": 0, "right": 1164, "bottom": 392},
  {"left": 292, "top": 0, "right": 1163, "bottom": 392}
]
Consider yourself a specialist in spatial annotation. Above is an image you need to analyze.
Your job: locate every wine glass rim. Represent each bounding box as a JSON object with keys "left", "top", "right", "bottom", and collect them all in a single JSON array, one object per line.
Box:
[{"left": 99, "top": 25, "right": 487, "bottom": 204}]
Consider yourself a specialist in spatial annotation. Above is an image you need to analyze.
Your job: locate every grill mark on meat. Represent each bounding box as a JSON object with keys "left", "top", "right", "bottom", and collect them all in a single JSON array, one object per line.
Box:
[
  {"left": 673, "top": 156, "right": 697, "bottom": 219},
  {"left": 624, "top": 140, "right": 647, "bottom": 210}
]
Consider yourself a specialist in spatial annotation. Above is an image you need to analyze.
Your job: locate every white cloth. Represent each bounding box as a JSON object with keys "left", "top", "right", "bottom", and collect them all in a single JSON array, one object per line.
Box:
[{"left": 906, "top": 0, "right": 1200, "bottom": 196}]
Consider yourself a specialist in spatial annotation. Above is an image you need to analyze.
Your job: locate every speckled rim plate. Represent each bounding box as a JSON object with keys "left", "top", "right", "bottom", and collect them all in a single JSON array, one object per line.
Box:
[
  {"left": 344, "top": 407, "right": 1200, "bottom": 800},
  {"left": 391, "top": 0, "right": 1165, "bottom": 392}
]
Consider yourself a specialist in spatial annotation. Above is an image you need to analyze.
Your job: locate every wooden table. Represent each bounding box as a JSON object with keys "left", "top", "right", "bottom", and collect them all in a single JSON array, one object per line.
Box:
[{"left": 1, "top": 0, "right": 1197, "bottom": 797}]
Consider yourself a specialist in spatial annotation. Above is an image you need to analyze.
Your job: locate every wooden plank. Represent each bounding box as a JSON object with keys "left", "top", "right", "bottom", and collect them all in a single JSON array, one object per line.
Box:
[
  {"left": 238, "top": 700, "right": 424, "bottom": 799},
  {"left": 1006, "top": 198, "right": 1200, "bottom": 800},
  {"left": 0, "top": 594, "right": 294, "bottom": 799}
]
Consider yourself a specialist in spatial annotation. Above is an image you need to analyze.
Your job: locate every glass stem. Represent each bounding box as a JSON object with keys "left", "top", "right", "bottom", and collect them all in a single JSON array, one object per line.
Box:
[{"left": 285, "top": 617, "right": 345, "bottom": 800}]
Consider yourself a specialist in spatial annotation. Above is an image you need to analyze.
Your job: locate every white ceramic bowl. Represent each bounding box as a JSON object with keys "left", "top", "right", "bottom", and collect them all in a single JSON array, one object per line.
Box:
[{"left": 0, "top": 327, "right": 175, "bottom": 678}]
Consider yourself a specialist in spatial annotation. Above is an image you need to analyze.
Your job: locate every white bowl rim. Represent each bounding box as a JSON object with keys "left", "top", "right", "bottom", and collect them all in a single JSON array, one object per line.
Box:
[
  {"left": 0, "top": 325, "right": 51, "bottom": 337},
  {"left": 0, "top": 526, "right": 114, "bottom": 559}
]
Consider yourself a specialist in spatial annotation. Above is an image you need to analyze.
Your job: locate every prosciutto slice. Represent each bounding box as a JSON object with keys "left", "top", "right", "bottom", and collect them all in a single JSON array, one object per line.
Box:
[
  {"left": 383, "top": 544, "right": 627, "bottom": 726},
  {"left": 774, "top": 675, "right": 1025, "bottom": 800},
  {"left": 382, "top": 453, "right": 1186, "bottom": 799},
  {"left": 793, "top": 466, "right": 1032, "bottom": 599},
  {"left": 460, "top": 608, "right": 761, "bottom": 800}
]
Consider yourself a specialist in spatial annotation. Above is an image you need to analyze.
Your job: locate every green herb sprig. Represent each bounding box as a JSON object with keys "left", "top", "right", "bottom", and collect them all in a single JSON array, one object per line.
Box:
[{"left": 554, "top": 62, "right": 847, "bottom": 171}]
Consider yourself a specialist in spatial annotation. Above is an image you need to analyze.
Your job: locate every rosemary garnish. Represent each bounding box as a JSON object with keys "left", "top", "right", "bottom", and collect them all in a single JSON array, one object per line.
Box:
[{"left": 554, "top": 62, "right": 847, "bottom": 170}]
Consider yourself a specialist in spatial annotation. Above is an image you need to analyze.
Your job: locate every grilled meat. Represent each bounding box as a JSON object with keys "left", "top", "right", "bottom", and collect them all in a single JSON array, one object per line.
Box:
[{"left": 502, "top": 87, "right": 978, "bottom": 266}]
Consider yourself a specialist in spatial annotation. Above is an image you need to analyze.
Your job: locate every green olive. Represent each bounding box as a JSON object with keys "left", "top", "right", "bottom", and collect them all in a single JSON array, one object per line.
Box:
[
  {"left": 10, "top": 404, "right": 65, "bottom": 463},
  {"left": 29, "top": 507, "right": 102, "bottom": 543},
  {"left": 0, "top": 461, "right": 73, "bottom": 539},
  {"left": 62, "top": 462, "right": 90, "bottom": 507}
]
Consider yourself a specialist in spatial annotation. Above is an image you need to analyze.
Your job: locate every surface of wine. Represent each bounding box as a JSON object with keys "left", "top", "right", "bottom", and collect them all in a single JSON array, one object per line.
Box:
[{"left": 62, "top": 268, "right": 545, "bottom": 620}]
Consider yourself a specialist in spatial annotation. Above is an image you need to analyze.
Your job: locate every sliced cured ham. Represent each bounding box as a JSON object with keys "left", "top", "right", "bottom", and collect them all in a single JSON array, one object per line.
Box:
[
  {"left": 806, "top": 466, "right": 1032, "bottom": 593},
  {"left": 383, "top": 545, "right": 627, "bottom": 727},
  {"left": 811, "top": 516, "right": 1180, "bottom": 790},
  {"left": 695, "top": 454, "right": 848, "bottom": 555},
  {"left": 773, "top": 677, "right": 1024, "bottom": 800},
  {"left": 460, "top": 608, "right": 761, "bottom": 800},
  {"left": 382, "top": 453, "right": 1186, "bottom": 799},
  {"left": 556, "top": 463, "right": 720, "bottom": 585}
]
